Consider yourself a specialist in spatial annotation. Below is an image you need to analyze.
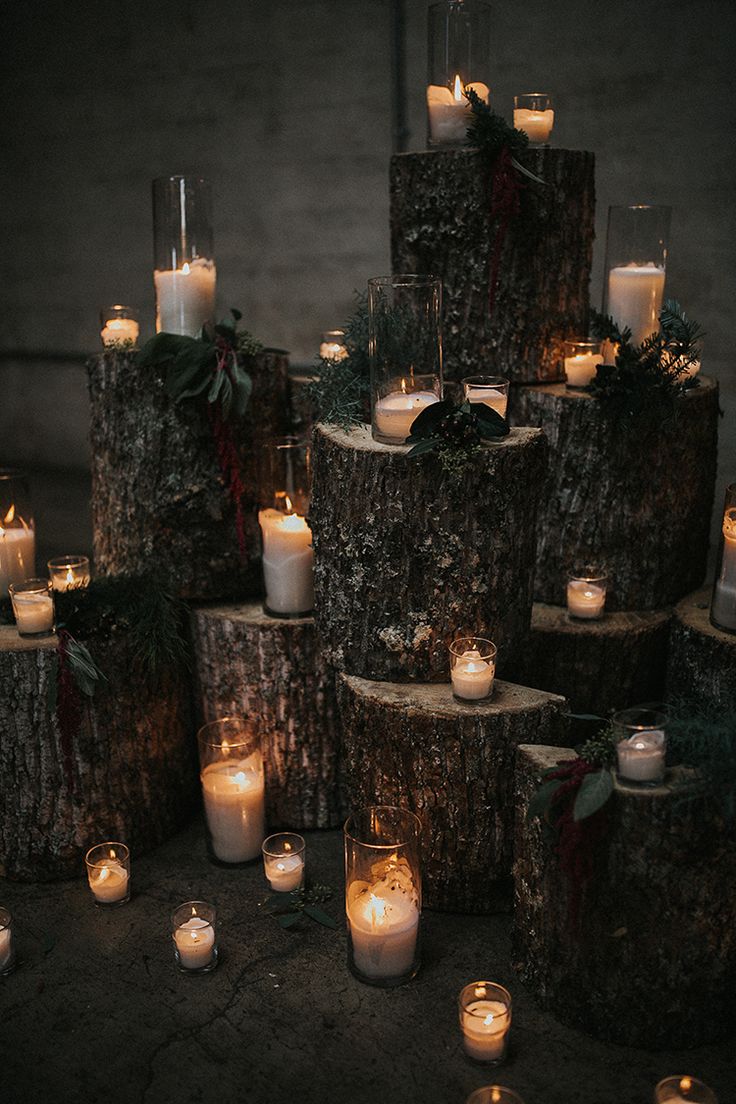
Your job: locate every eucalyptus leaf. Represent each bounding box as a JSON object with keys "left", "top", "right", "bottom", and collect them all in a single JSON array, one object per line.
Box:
[
  {"left": 407, "top": 438, "right": 439, "bottom": 458},
  {"left": 408, "top": 399, "right": 453, "bottom": 438},
  {"left": 277, "top": 912, "right": 302, "bottom": 929},
  {"left": 231, "top": 365, "right": 253, "bottom": 418},
  {"left": 303, "top": 905, "right": 338, "bottom": 929},
  {"left": 573, "top": 769, "right": 614, "bottom": 822}
]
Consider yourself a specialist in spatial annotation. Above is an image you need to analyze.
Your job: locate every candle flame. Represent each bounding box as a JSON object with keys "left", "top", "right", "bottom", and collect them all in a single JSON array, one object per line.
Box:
[
  {"left": 284, "top": 495, "right": 294, "bottom": 515},
  {"left": 3, "top": 504, "right": 14, "bottom": 525},
  {"left": 191, "top": 905, "right": 197, "bottom": 917},
  {"left": 284, "top": 840, "right": 292, "bottom": 852},
  {"left": 367, "top": 893, "right": 387, "bottom": 929},
  {"left": 182, "top": 262, "right": 191, "bottom": 275},
  {"left": 491, "top": 1091, "right": 501, "bottom": 1104},
  {"left": 109, "top": 848, "right": 116, "bottom": 859},
  {"left": 400, "top": 378, "right": 407, "bottom": 394},
  {"left": 453, "top": 73, "right": 463, "bottom": 101},
  {"left": 679, "top": 1079, "right": 692, "bottom": 1095},
  {"left": 65, "top": 567, "right": 75, "bottom": 585},
  {"left": 475, "top": 984, "right": 487, "bottom": 999}
]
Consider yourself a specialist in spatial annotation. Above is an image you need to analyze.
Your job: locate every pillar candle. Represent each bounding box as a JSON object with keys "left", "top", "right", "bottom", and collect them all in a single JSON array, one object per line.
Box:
[
  {"left": 0, "top": 517, "right": 36, "bottom": 594},
  {"left": 607, "top": 264, "right": 666, "bottom": 347},
  {"left": 567, "top": 580, "right": 606, "bottom": 619},
  {"left": 87, "top": 859, "right": 129, "bottom": 904},
  {"left": 201, "top": 757, "right": 265, "bottom": 863},
  {"left": 101, "top": 317, "right": 140, "bottom": 346},
  {"left": 462, "top": 999, "right": 511, "bottom": 1061},
  {"left": 265, "top": 852, "right": 305, "bottom": 892},
  {"left": 513, "top": 107, "right": 554, "bottom": 142},
  {"left": 451, "top": 649, "right": 495, "bottom": 701},
  {"left": 259, "top": 507, "right": 314, "bottom": 616},
  {"left": 154, "top": 257, "right": 216, "bottom": 337},
  {"left": 564, "top": 352, "right": 603, "bottom": 387},
  {"left": 427, "top": 78, "right": 490, "bottom": 144},
  {"left": 174, "top": 916, "right": 216, "bottom": 970},
  {"left": 374, "top": 390, "right": 439, "bottom": 442},
  {"left": 711, "top": 508, "right": 736, "bottom": 631},
  {"left": 617, "top": 730, "right": 666, "bottom": 783},
  {"left": 347, "top": 878, "right": 419, "bottom": 980}
]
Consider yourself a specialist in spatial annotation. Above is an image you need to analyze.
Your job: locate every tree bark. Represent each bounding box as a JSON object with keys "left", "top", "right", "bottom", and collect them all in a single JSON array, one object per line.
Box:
[
  {"left": 0, "top": 626, "right": 197, "bottom": 882},
  {"left": 190, "top": 602, "right": 346, "bottom": 829},
  {"left": 88, "top": 347, "right": 290, "bottom": 601},
  {"left": 310, "top": 423, "right": 548, "bottom": 682},
  {"left": 337, "top": 674, "right": 568, "bottom": 913},
  {"left": 512, "top": 378, "right": 719, "bottom": 610},
  {"left": 390, "top": 147, "right": 595, "bottom": 383},
  {"left": 512, "top": 745, "right": 736, "bottom": 1047},
  {"left": 667, "top": 587, "right": 736, "bottom": 713}
]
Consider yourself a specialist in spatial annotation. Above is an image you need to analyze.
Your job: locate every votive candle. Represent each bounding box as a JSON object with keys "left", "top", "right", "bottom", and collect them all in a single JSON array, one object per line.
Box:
[
  {"left": 262, "top": 833, "right": 306, "bottom": 893},
  {"left": 85, "top": 842, "right": 131, "bottom": 907},
  {"left": 459, "top": 981, "right": 512, "bottom": 1064}
]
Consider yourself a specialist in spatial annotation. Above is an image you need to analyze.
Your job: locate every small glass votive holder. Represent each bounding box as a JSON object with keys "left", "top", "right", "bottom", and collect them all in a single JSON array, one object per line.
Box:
[
  {"left": 172, "top": 901, "right": 218, "bottom": 974},
  {"left": 48, "top": 555, "right": 91, "bottom": 593},
  {"left": 262, "top": 833, "right": 306, "bottom": 893},
  {"left": 513, "top": 93, "right": 554, "bottom": 145},
  {"left": 319, "top": 329, "right": 348, "bottom": 361},
  {"left": 564, "top": 340, "right": 603, "bottom": 388},
  {"left": 614, "top": 706, "right": 667, "bottom": 786},
  {"left": 459, "top": 981, "right": 512, "bottom": 1064},
  {"left": 466, "top": 1088, "right": 525, "bottom": 1104},
  {"left": 566, "top": 572, "right": 607, "bottom": 620},
  {"left": 9, "top": 578, "right": 54, "bottom": 638},
  {"left": 462, "top": 376, "right": 510, "bottom": 419},
  {"left": 100, "top": 305, "right": 140, "bottom": 348},
  {"left": 449, "top": 638, "right": 497, "bottom": 702},
  {"left": 84, "top": 842, "right": 131, "bottom": 907},
  {"left": 654, "top": 1077, "right": 718, "bottom": 1104},
  {"left": 0, "top": 906, "right": 16, "bottom": 976}
]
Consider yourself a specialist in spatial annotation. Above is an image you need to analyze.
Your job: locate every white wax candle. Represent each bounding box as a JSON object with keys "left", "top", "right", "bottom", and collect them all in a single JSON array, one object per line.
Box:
[
  {"left": 452, "top": 649, "right": 495, "bottom": 701},
  {"left": 607, "top": 264, "right": 666, "bottom": 348},
  {"left": 513, "top": 107, "right": 554, "bottom": 142},
  {"left": 466, "top": 388, "right": 508, "bottom": 417},
  {"left": 154, "top": 258, "right": 216, "bottom": 337},
  {"left": 462, "top": 999, "right": 510, "bottom": 1061},
  {"left": 12, "top": 591, "right": 54, "bottom": 635},
  {"left": 427, "top": 80, "right": 490, "bottom": 143},
  {"left": 711, "top": 510, "right": 736, "bottom": 631},
  {"left": 259, "top": 508, "right": 314, "bottom": 616},
  {"left": 0, "top": 523, "right": 36, "bottom": 594},
  {"left": 201, "top": 757, "right": 265, "bottom": 863},
  {"left": 347, "top": 880, "right": 419, "bottom": 981},
  {"left": 0, "top": 926, "right": 12, "bottom": 970},
  {"left": 567, "top": 580, "right": 606, "bottom": 619},
  {"left": 265, "top": 852, "right": 305, "bottom": 893},
  {"left": 319, "top": 341, "right": 347, "bottom": 361},
  {"left": 100, "top": 317, "right": 139, "bottom": 346},
  {"left": 175, "top": 916, "right": 216, "bottom": 970},
  {"left": 617, "top": 730, "right": 666, "bottom": 783},
  {"left": 88, "top": 860, "right": 129, "bottom": 904},
  {"left": 374, "top": 390, "right": 439, "bottom": 442},
  {"left": 564, "top": 353, "right": 603, "bottom": 387}
]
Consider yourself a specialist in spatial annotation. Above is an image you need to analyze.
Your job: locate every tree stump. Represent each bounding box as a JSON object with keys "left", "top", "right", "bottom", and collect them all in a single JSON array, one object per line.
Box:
[
  {"left": 667, "top": 587, "right": 736, "bottom": 713},
  {"left": 512, "top": 745, "right": 736, "bottom": 1047},
  {"left": 310, "top": 423, "right": 548, "bottom": 682},
  {"left": 88, "top": 347, "right": 290, "bottom": 601},
  {"left": 190, "top": 602, "right": 345, "bottom": 829},
  {"left": 512, "top": 378, "right": 719, "bottom": 610},
  {"left": 518, "top": 603, "right": 672, "bottom": 715},
  {"left": 390, "top": 147, "right": 595, "bottom": 383},
  {"left": 0, "top": 626, "right": 197, "bottom": 882},
  {"left": 337, "top": 674, "right": 568, "bottom": 913}
]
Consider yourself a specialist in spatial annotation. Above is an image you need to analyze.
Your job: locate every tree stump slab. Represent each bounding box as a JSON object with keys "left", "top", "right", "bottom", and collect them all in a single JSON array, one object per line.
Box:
[
  {"left": 311, "top": 423, "right": 548, "bottom": 682},
  {"left": 512, "top": 745, "right": 736, "bottom": 1047},
  {"left": 88, "top": 348, "right": 290, "bottom": 601},
  {"left": 390, "top": 147, "right": 595, "bottom": 383},
  {"left": 0, "top": 626, "right": 197, "bottom": 882},
  {"left": 337, "top": 674, "right": 568, "bottom": 913},
  {"left": 667, "top": 587, "right": 736, "bottom": 713},
  {"left": 512, "top": 378, "right": 719, "bottom": 609},
  {"left": 190, "top": 603, "right": 345, "bottom": 829}
]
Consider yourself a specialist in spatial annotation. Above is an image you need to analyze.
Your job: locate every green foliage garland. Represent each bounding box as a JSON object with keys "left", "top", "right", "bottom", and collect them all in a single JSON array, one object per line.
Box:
[{"left": 406, "top": 398, "right": 509, "bottom": 473}]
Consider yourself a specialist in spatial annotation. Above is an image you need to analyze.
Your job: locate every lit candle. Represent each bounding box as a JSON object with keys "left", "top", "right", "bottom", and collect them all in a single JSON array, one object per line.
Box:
[
  {"left": 0, "top": 505, "right": 36, "bottom": 594},
  {"left": 451, "top": 649, "right": 495, "bottom": 700},
  {"left": 654, "top": 1076, "right": 718, "bottom": 1104},
  {"left": 427, "top": 76, "right": 490, "bottom": 145},
  {"left": 462, "top": 377, "right": 510, "bottom": 418},
  {"left": 617, "top": 729, "right": 666, "bottom": 783},
  {"left": 262, "top": 833, "right": 306, "bottom": 893},
  {"left": 174, "top": 915, "right": 216, "bottom": 970},
  {"left": 567, "top": 579, "right": 606, "bottom": 620},
  {"left": 606, "top": 263, "right": 666, "bottom": 347},
  {"left": 101, "top": 316, "right": 140, "bottom": 347},
  {"left": 258, "top": 500, "right": 314, "bottom": 617},
  {"left": 201, "top": 756, "right": 265, "bottom": 863},
  {"left": 459, "top": 980, "right": 512, "bottom": 1063},
  {"left": 513, "top": 107, "right": 554, "bottom": 143},
  {"left": 319, "top": 330, "right": 348, "bottom": 361},
  {"left": 347, "top": 877, "right": 419, "bottom": 981},
  {"left": 373, "top": 387, "right": 440, "bottom": 442},
  {"left": 85, "top": 844, "right": 130, "bottom": 905},
  {"left": 565, "top": 352, "right": 603, "bottom": 387},
  {"left": 711, "top": 506, "right": 736, "bottom": 632},
  {"left": 9, "top": 579, "right": 54, "bottom": 637},
  {"left": 48, "top": 555, "right": 91, "bottom": 592},
  {"left": 154, "top": 257, "right": 216, "bottom": 337}
]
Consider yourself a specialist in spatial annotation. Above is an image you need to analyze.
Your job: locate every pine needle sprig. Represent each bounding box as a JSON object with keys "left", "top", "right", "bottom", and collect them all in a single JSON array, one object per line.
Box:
[{"left": 308, "top": 293, "right": 371, "bottom": 429}]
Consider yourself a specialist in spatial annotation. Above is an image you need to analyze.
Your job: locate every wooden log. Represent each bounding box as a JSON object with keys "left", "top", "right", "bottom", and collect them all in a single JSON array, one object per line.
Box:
[
  {"left": 88, "top": 347, "right": 290, "bottom": 601},
  {"left": 390, "top": 147, "right": 595, "bottom": 383},
  {"left": 0, "top": 626, "right": 197, "bottom": 882},
  {"left": 337, "top": 674, "right": 568, "bottom": 913},
  {"left": 512, "top": 745, "right": 736, "bottom": 1047},
  {"left": 310, "top": 423, "right": 548, "bottom": 682},
  {"left": 667, "top": 587, "right": 736, "bottom": 712},
  {"left": 512, "top": 378, "right": 719, "bottom": 610},
  {"left": 190, "top": 602, "right": 345, "bottom": 829},
  {"left": 518, "top": 602, "right": 672, "bottom": 715}
]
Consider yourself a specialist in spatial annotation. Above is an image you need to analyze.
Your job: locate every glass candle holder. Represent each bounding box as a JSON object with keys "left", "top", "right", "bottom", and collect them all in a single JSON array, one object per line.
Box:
[
  {"left": 153, "top": 175, "right": 216, "bottom": 337},
  {"left": 172, "top": 901, "right": 218, "bottom": 973},
  {"left": 259, "top": 436, "right": 314, "bottom": 618},
  {"left": 567, "top": 572, "right": 607, "bottom": 620},
  {"left": 654, "top": 1076, "right": 719, "bottom": 1104},
  {"left": 197, "top": 717, "right": 265, "bottom": 865},
  {"left": 459, "top": 981, "right": 512, "bottom": 1064},
  {"left": 369, "top": 275, "right": 443, "bottom": 445},
  {"left": 462, "top": 375, "right": 510, "bottom": 419},
  {"left": 602, "top": 205, "right": 671, "bottom": 348},
  {"left": 99, "top": 305, "right": 139, "bottom": 348},
  {"left": 614, "top": 706, "right": 667, "bottom": 786},
  {"left": 710, "top": 483, "right": 736, "bottom": 634},
  {"left": 9, "top": 579, "right": 54, "bottom": 638},
  {"left": 48, "top": 555, "right": 91, "bottom": 593},
  {"left": 319, "top": 329, "right": 348, "bottom": 361},
  {"left": 513, "top": 93, "right": 554, "bottom": 144},
  {"left": 564, "top": 340, "right": 603, "bottom": 388},
  {"left": 0, "top": 470, "right": 36, "bottom": 595},
  {"left": 449, "top": 637, "right": 497, "bottom": 701},
  {"left": 85, "top": 842, "right": 131, "bottom": 907},
  {"left": 427, "top": 0, "right": 491, "bottom": 146},
  {"left": 466, "top": 1089, "right": 526, "bottom": 1104},
  {"left": 262, "top": 833, "right": 306, "bottom": 893},
  {"left": 0, "top": 906, "right": 16, "bottom": 976},
  {"left": 344, "top": 806, "right": 422, "bottom": 987}
]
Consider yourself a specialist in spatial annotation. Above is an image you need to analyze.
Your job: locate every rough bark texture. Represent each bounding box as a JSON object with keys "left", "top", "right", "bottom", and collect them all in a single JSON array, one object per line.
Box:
[
  {"left": 190, "top": 602, "right": 346, "bottom": 829},
  {"left": 337, "top": 674, "right": 568, "bottom": 913},
  {"left": 518, "top": 602, "right": 671, "bottom": 715},
  {"left": 390, "top": 147, "right": 595, "bottom": 383},
  {"left": 667, "top": 587, "right": 736, "bottom": 713},
  {"left": 512, "top": 378, "right": 719, "bottom": 609},
  {"left": 311, "top": 423, "right": 548, "bottom": 682},
  {"left": 512, "top": 745, "right": 736, "bottom": 1047},
  {"left": 0, "top": 625, "right": 197, "bottom": 882},
  {"left": 88, "top": 347, "right": 290, "bottom": 600}
]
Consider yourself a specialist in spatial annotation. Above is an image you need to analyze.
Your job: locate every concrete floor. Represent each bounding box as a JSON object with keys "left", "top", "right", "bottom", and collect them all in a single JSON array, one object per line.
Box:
[{"left": 0, "top": 822, "right": 731, "bottom": 1104}]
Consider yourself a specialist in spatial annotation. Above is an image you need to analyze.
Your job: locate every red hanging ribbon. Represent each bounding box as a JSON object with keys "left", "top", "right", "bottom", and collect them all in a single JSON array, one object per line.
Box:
[
  {"left": 488, "top": 145, "right": 525, "bottom": 316},
  {"left": 208, "top": 339, "right": 247, "bottom": 561},
  {"left": 545, "top": 758, "right": 609, "bottom": 924}
]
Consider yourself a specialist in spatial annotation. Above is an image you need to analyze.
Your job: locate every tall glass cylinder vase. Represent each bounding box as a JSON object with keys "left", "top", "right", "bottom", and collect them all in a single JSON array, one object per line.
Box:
[
  {"left": 602, "top": 205, "right": 671, "bottom": 348},
  {"left": 711, "top": 483, "right": 736, "bottom": 634},
  {"left": 427, "top": 0, "right": 491, "bottom": 146},
  {"left": 153, "top": 175, "right": 216, "bottom": 337},
  {"left": 369, "top": 275, "right": 443, "bottom": 445},
  {"left": 197, "top": 717, "right": 266, "bottom": 865},
  {"left": 0, "top": 471, "right": 36, "bottom": 596},
  {"left": 258, "top": 437, "right": 314, "bottom": 618},
  {"left": 344, "top": 806, "right": 422, "bottom": 987}
]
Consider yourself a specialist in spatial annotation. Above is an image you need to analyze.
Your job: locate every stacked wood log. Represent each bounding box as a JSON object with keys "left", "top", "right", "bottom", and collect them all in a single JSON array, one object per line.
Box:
[{"left": 667, "top": 587, "right": 736, "bottom": 713}]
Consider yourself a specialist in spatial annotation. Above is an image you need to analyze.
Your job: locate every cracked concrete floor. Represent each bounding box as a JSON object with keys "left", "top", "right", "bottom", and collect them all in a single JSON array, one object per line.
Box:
[{"left": 1, "top": 821, "right": 731, "bottom": 1104}]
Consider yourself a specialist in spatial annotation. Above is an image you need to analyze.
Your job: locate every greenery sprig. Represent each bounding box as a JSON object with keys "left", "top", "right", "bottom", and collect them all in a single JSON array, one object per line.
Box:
[
  {"left": 464, "top": 87, "right": 544, "bottom": 185},
  {"left": 264, "top": 884, "right": 338, "bottom": 931},
  {"left": 308, "top": 294, "right": 371, "bottom": 430},
  {"left": 406, "top": 398, "right": 509, "bottom": 473}
]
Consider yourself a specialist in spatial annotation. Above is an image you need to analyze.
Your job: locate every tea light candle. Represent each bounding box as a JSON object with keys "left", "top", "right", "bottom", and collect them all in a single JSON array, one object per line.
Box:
[
  {"left": 452, "top": 649, "right": 495, "bottom": 700},
  {"left": 258, "top": 504, "right": 314, "bottom": 616},
  {"left": 427, "top": 76, "right": 490, "bottom": 144},
  {"left": 347, "top": 879, "right": 419, "bottom": 981},
  {"left": 101, "top": 316, "right": 140, "bottom": 347},
  {"left": 606, "top": 263, "right": 666, "bottom": 347},
  {"left": 9, "top": 580, "right": 54, "bottom": 636},
  {"left": 0, "top": 510, "right": 36, "bottom": 594},
  {"left": 319, "top": 331, "right": 348, "bottom": 361},
  {"left": 459, "top": 981, "right": 512, "bottom": 1064},
  {"left": 85, "top": 844, "right": 130, "bottom": 905},
  {"left": 262, "top": 833, "right": 306, "bottom": 893},
  {"left": 462, "top": 376, "right": 510, "bottom": 418},
  {"left": 154, "top": 257, "right": 216, "bottom": 337},
  {"left": 513, "top": 107, "right": 554, "bottom": 142},
  {"left": 565, "top": 352, "right": 603, "bottom": 387},
  {"left": 617, "top": 729, "right": 666, "bottom": 783},
  {"left": 48, "top": 556, "right": 91, "bottom": 592},
  {"left": 174, "top": 916, "right": 216, "bottom": 970},
  {"left": 201, "top": 757, "right": 265, "bottom": 863},
  {"left": 374, "top": 390, "right": 439, "bottom": 442},
  {"left": 567, "top": 579, "right": 606, "bottom": 620}
]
